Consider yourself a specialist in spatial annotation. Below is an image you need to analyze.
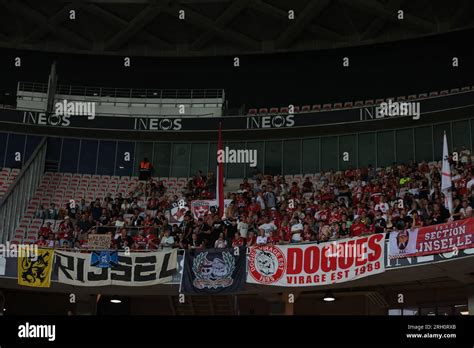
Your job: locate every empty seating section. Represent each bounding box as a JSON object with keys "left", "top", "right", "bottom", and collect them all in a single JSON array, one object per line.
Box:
[
  {"left": 246, "top": 86, "right": 472, "bottom": 115},
  {"left": 10, "top": 172, "right": 190, "bottom": 245},
  {"left": 0, "top": 168, "right": 20, "bottom": 199}
]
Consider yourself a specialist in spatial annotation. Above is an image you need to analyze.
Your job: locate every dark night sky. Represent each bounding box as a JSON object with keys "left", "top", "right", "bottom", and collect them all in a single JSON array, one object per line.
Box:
[{"left": 0, "top": 28, "right": 473, "bottom": 110}]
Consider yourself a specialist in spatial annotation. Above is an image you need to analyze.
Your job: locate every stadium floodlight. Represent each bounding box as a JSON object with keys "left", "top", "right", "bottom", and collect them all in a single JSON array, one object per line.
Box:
[
  {"left": 460, "top": 311, "right": 469, "bottom": 315},
  {"left": 323, "top": 291, "right": 335, "bottom": 302},
  {"left": 110, "top": 298, "right": 122, "bottom": 304}
]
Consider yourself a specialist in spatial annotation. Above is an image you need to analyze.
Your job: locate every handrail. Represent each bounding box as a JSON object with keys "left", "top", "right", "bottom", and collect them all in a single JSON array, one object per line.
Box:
[
  {"left": 0, "top": 137, "right": 47, "bottom": 208},
  {"left": 0, "top": 137, "right": 47, "bottom": 243},
  {"left": 16, "top": 106, "right": 218, "bottom": 118},
  {"left": 18, "top": 81, "right": 225, "bottom": 100}
]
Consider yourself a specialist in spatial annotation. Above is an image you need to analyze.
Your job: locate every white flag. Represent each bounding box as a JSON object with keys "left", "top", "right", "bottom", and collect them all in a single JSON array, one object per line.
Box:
[{"left": 441, "top": 131, "right": 453, "bottom": 213}]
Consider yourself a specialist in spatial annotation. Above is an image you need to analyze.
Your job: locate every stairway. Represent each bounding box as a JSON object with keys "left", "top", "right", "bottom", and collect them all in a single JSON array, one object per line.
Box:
[
  {"left": 44, "top": 160, "right": 59, "bottom": 173},
  {"left": 170, "top": 295, "right": 235, "bottom": 315}
]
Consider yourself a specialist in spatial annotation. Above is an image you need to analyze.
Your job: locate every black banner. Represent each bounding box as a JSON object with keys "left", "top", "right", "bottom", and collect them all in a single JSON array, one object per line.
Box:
[
  {"left": 181, "top": 247, "right": 246, "bottom": 294},
  {"left": 0, "top": 90, "right": 473, "bottom": 132}
]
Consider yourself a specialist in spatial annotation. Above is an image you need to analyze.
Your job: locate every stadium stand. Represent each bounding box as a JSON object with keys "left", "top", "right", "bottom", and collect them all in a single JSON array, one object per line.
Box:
[
  {"left": 246, "top": 85, "right": 473, "bottom": 115},
  {"left": 9, "top": 152, "right": 474, "bottom": 253},
  {"left": 0, "top": 168, "right": 20, "bottom": 199}
]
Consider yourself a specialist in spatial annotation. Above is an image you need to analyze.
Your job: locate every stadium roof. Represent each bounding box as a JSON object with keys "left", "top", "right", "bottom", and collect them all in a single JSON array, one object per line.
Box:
[{"left": 0, "top": 0, "right": 473, "bottom": 57}]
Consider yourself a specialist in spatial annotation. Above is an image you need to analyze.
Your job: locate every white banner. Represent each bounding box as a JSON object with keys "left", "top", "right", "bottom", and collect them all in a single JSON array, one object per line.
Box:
[
  {"left": 54, "top": 249, "right": 177, "bottom": 286},
  {"left": 247, "top": 234, "right": 385, "bottom": 287},
  {"left": 388, "top": 229, "right": 419, "bottom": 259}
]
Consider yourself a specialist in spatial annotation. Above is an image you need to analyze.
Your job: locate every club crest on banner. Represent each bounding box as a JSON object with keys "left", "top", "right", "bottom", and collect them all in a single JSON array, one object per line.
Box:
[
  {"left": 192, "top": 201, "right": 209, "bottom": 219},
  {"left": 192, "top": 251, "right": 235, "bottom": 289},
  {"left": 248, "top": 246, "right": 286, "bottom": 284}
]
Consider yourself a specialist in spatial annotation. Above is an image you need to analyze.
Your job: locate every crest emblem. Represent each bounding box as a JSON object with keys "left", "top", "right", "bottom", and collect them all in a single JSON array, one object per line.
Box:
[
  {"left": 192, "top": 202, "right": 209, "bottom": 218},
  {"left": 192, "top": 251, "right": 235, "bottom": 289},
  {"left": 248, "top": 246, "right": 285, "bottom": 284}
]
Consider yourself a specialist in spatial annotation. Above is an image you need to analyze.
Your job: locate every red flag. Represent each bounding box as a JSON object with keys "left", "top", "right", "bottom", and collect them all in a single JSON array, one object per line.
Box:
[{"left": 217, "top": 122, "right": 224, "bottom": 218}]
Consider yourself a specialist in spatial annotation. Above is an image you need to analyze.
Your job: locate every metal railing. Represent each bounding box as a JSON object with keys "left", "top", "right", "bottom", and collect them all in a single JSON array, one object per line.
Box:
[
  {"left": 0, "top": 138, "right": 47, "bottom": 243},
  {"left": 18, "top": 81, "right": 225, "bottom": 100}
]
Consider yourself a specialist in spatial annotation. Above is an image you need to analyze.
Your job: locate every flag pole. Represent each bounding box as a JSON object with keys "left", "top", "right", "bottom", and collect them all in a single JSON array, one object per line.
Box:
[
  {"left": 217, "top": 122, "right": 224, "bottom": 218},
  {"left": 441, "top": 131, "right": 453, "bottom": 215}
]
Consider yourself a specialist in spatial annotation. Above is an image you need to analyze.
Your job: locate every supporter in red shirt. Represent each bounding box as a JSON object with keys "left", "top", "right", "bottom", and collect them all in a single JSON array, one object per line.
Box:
[
  {"left": 248, "top": 198, "right": 261, "bottom": 215},
  {"left": 39, "top": 222, "right": 53, "bottom": 238},
  {"left": 350, "top": 217, "right": 366, "bottom": 237},
  {"left": 329, "top": 207, "right": 341, "bottom": 224},
  {"left": 290, "top": 182, "right": 300, "bottom": 196},
  {"left": 246, "top": 231, "right": 256, "bottom": 247},
  {"left": 231, "top": 232, "right": 245, "bottom": 247},
  {"left": 36, "top": 235, "right": 48, "bottom": 247},
  {"left": 133, "top": 229, "right": 148, "bottom": 250},
  {"left": 146, "top": 231, "right": 159, "bottom": 250}
]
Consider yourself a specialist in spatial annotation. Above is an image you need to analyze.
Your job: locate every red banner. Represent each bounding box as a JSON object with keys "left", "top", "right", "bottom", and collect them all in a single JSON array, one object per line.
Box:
[
  {"left": 388, "top": 218, "right": 474, "bottom": 259},
  {"left": 247, "top": 234, "right": 385, "bottom": 287}
]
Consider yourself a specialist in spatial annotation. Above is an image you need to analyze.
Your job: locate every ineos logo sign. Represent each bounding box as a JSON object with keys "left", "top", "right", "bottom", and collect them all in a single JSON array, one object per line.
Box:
[
  {"left": 246, "top": 115, "right": 295, "bottom": 129},
  {"left": 23, "top": 112, "right": 71, "bottom": 127},
  {"left": 135, "top": 118, "right": 182, "bottom": 131}
]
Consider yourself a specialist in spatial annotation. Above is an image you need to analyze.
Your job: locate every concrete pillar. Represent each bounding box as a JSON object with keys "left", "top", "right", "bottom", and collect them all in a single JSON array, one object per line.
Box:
[{"left": 467, "top": 285, "right": 474, "bottom": 315}]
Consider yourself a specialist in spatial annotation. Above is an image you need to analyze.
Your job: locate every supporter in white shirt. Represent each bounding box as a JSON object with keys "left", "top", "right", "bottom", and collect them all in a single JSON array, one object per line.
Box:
[
  {"left": 115, "top": 215, "right": 125, "bottom": 228},
  {"left": 460, "top": 146, "right": 471, "bottom": 164},
  {"left": 467, "top": 175, "right": 474, "bottom": 192},
  {"left": 214, "top": 232, "right": 228, "bottom": 248},
  {"left": 256, "top": 229, "right": 268, "bottom": 245},
  {"left": 258, "top": 216, "right": 277, "bottom": 237},
  {"left": 460, "top": 200, "right": 473, "bottom": 218},
  {"left": 237, "top": 216, "right": 249, "bottom": 238},
  {"left": 290, "top": 220, "right": 303, "bottom": 243},
  {"left": 160, "top": 230, "right": 175, "bottom": 250}
]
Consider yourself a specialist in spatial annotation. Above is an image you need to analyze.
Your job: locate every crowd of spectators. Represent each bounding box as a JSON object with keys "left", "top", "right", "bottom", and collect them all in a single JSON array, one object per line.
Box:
[{"left": 34, "top": 154, "right": 474, "bottom": 252}]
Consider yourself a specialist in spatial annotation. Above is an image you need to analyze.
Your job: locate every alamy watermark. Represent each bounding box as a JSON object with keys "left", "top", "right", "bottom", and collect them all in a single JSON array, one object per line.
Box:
[
  {"left": 217, "top": 146, "right": 257, "bottom": 167},
  {"left": 55, "top": 99, "right": 96, "bottom": 119},
  {"left": 376, "top": 100, "right": 420, "bottom": 120},
  {"left": 0, "top": 242, "right": 38, "bottom": 259}
]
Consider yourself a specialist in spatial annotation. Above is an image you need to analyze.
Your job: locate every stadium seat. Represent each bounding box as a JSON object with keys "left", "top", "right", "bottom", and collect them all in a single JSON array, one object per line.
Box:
[
  {"left": 258, "top": 108, "right": 268, "bottom": 115},
  {"left": 312, "top": 104, "right": 321, "bottom": 111},
  {"left": 247, "top": 108, "right": 257, "bottom": 115}
]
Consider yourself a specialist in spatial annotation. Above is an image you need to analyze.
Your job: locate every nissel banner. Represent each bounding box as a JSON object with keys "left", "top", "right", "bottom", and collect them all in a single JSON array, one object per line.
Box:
[
  {"left": 53, "top": 249, "right": 177, "bottom": 286},
  {"left": 247, "top": 234, "right": 385, "bottom": 287},
  {"left": 388, "top": 218, "right": 474, "bottom": 259}
]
